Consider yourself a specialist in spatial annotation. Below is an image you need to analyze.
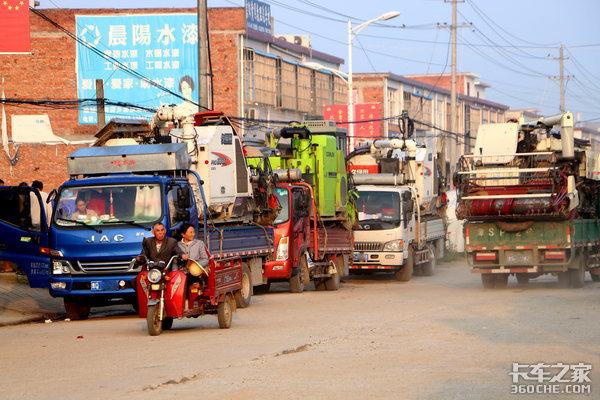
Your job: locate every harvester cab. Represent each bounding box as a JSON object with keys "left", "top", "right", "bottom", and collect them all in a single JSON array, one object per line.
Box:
[
  {"left": 270, "top": 121, "right": 349, "bottom": 221},
  {"left": 152, "top": 105, "right": 278, "bottom": 224}
]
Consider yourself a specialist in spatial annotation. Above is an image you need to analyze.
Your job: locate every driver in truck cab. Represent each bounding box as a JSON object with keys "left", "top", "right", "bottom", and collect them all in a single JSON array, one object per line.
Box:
[{"left": 140, "top": 222, "right": 181, "bottom": 264}]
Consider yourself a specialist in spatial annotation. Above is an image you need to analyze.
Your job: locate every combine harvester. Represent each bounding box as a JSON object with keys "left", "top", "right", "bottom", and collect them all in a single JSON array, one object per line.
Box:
[
  {"left": 249, "top": 121, "right": 354, "bottom": 292},
  {"left": 455, "top": 112, "right": 600, "bottom": 288}
]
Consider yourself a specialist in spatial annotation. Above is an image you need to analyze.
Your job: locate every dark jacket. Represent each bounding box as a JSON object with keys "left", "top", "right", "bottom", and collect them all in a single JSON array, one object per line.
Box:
[{"left": 141, "top": 236, "right": 181, "bottom": 264}]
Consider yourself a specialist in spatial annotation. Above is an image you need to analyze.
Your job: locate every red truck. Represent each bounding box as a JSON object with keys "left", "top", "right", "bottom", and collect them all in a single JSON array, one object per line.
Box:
[{"left": 263, "top": 182, "right": 353, "bottom": 292}]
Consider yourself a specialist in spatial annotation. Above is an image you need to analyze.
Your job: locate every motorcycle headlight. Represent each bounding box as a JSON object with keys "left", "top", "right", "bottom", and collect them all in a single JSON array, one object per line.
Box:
[
  {"left": 383, "top": 240, "right": 404, "bottom": 252},
  {"left": 276, "top": 236, "right": 289, "bottom": 261},
  {"left": 52, "top": 260, "right": 71, "bottom": 275},
  {"left": 147, "top": 268, "right": 162, "bottom": 284}
]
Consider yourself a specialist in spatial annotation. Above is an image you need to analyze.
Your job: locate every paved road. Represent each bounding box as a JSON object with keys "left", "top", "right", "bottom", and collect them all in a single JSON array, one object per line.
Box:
[{"left": 1, "top": 261, "right": 599, "bottom": 400}]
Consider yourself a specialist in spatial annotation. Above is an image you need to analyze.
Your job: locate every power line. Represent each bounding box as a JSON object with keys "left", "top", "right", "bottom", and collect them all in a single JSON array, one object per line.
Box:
[{"left": 465, "top": 0, "right": 559, "bottom": 47}]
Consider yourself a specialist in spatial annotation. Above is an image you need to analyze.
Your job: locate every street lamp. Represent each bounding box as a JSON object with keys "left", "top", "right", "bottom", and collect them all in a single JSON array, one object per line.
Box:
[
  {"left": 303, "top": 62, "right": 348, "bottom": 82},
  {"left": 348, "top": 11, "right": 400, "bottom": 150}
]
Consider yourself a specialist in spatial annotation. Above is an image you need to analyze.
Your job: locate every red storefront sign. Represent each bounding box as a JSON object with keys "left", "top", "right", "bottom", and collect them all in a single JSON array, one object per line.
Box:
[
  {"left": 0, "top": 1, "right": 31, "bottom": 53},
  {"left": 323, "top": 103, "right": 383, "bottom": 148}
]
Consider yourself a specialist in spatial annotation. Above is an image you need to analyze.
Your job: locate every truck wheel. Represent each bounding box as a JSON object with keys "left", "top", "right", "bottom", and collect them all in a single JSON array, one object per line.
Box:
[
  {"left": 161, "top": 317, "right": 174, "bottom": 331},
  {"left": 557, "top": 271, "right": 570, "bottom": 288},
  {"left": 421, "top": 247, "right": 436, "bottom": 277},
  {"left": 481, "top": 274, "right": 495, "bottom": 289},
  {"left": 395, "top": 247, "right": 414, "bottom": 282},
  {"left": 314, "top": 279, "right": 327, "bottom": 291},
  {"left": 146, "top": 304, "right": 163, "bottom": 336},
  {"left": 435, "top": 238, "right": 445, "bottom": 259},
  {"left": 235, "top": 263, "right": 252, "bottom": 308},
  {"left": 325, "top": 258, "right": 342, "bottom": 291},
  {"left": 569, "top": 259, "right": 585, "bottom": 288},
  {"left": 289, "top": 269, "right": 304, "bottom": 293},
  {"left": 516, "top": 274, "right": 530, "bottom": 286},
  {"left": 495, "top": 274, "right": 509, "bottom": 289},
  {"left": 64, "top": 299, "right": 90, "bottom": 321},
  {"left": 217, "top": 295, "right": 233, "bottom": 329}
]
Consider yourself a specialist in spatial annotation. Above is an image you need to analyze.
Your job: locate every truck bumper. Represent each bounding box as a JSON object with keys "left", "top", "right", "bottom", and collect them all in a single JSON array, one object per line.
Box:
[
  {"left": 467, "top": 247, "right": 573, "bottom": 274},
  {"left": 263, "top": 259, "right": 292, "bottom": 279},
  {"left": 49, "top": 274, "right": 137, "bottom": 300},
  {"left": 351, "top": 251, "right": 403, "bottom": 269}
]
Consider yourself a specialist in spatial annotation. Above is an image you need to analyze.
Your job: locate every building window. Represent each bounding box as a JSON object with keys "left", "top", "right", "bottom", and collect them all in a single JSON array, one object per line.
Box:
[
  {"left": 388, "top": 89, "right": 399, "bottom": 117},
  {"left": 403, "top": 91, "right": 411, "bottom": 113},
  {"left": 276, "top": 58, "right": 282, "bottom": 108},
  {"left": 467, "top": 82, "right": 471, "bottom": 97},
  {"left": 464, "top": 105, "right": 471, "bottom": 153}
]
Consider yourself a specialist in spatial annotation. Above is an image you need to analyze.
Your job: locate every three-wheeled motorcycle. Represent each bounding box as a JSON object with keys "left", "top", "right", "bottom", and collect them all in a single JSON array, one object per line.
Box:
[{"left": 135, "top": 255, "right": 242, "bottom": 336}]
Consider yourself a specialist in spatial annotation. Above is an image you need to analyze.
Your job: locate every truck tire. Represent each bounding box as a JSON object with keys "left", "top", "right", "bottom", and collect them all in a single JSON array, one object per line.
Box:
[
  {"left": 217, "top": 295, "right": 233, "bottom": 329},
  {"left": 569, "top": 256, "right": 585, "bottom": 288},
  {"left": 495, "top": 274, "right": 509, "bottom": 289},
  {"left": 557, "top": 271, "right": 570, "bottom": 288},
  {"left": 289, "top": 269, "right": 304, "bottom": 293},
  {"left": 314, "top": 279, "right": 327, "bottom": 291},
  {"left": 481, "top": 274, "right": 495, "bottom": 289},
  {"left": 64, "top": 299, "right": 90, "bottom": 321},
  {"left": 516, "top": 273, "right": 530, "bottom": 286},
  {"left": 161, "top": 317, "right": 174, "bottom": 331},
  {"left": 325, "top": 258, "right": 342, "bottom": 291},
  {"left": 435, "top": 238, "right": 445, "bottom": 260},
  {"left": 146, "top": 304, "right": 163, "bottom": 336},
  {"left": 421, "top": 247, "right": 436, "bottom": 277},
  {"left": 395, "top": 247, "right": 414, "bottom": 282},
  {"left": 235, "top": 263, "right": 252, "bottom": 308}
]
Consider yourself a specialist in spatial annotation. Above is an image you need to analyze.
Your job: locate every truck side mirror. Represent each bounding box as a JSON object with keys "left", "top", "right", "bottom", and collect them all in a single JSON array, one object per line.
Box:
[
  {"left": 177, "top": 186, "right": 192, "bottom": 209},
  {"left": 47, "top": 189, "right": 57, "bottom": 204}
]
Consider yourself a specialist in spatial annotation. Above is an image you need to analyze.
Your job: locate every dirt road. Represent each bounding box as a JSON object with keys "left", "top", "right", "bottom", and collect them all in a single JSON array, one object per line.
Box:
[{"left": 1, "top": 261, "right": 599, "bottom": 400}]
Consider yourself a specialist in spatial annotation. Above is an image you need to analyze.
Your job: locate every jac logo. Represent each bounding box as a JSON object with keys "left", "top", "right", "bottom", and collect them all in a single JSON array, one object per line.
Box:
[
  {"left": 86, "top": 234, "right": 125, "bottom": 243},
  {"left": 211, "top": 152, "right": 233, "bottom": 166}
]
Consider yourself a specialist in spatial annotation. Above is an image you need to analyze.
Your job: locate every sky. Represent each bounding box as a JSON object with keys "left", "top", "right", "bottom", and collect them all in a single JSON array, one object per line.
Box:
[{"left": 40, "top": 0, "right": 600, "bottom": 123}]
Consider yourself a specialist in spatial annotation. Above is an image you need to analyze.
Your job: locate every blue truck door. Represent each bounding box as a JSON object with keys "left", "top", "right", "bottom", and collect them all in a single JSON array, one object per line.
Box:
[{"left": 0, "top": 187, "right": 50, "bottom": 288}]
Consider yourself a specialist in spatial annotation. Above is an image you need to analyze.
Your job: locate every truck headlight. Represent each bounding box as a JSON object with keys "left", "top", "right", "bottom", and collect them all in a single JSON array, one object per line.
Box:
[
  {"left": 147, "top": 268, "right": 162, "bottom": 284},
  {"left": 276, "top": 236, "right": 289, "bottom": 261},
  {"left": 52, "top": 260, "right": 71, "bottom": 275},
  {"left": 383, "top": 240, "right": 404, "bottom": 252}
]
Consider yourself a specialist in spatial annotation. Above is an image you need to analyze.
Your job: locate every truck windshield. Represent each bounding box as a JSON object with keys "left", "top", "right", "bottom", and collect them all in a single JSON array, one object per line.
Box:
[
  {"left": 355, "top": 191, "right": 401, "bottom": 230},
  {"left": 273, "top": 188, "right": 289, "bottom": 225},
  {"left": 53, "top": 184, "right": 162, "bottom": 227}
]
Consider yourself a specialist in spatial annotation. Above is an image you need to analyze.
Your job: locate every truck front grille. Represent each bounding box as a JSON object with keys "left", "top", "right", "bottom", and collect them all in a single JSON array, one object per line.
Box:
[
  {"left": 77, "top": 260, "right": 133, "bottom": 274},
  {"left": 354, "top": 242, "right": 383, "bottom": 252}
]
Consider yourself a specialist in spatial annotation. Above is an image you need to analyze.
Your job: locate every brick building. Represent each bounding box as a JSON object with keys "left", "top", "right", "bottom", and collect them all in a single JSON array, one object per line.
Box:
[{"left": 0, "top": 6, "right": 345, "bottom": 189}]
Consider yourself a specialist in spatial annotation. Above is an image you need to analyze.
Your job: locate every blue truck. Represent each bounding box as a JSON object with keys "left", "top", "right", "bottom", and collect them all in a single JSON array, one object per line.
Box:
[{"left": 0, "top": 143, "right": 274, "bottom": 319}]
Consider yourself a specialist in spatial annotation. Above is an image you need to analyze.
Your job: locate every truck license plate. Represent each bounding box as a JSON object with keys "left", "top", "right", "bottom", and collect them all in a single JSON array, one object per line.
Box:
[
  {"left": 91, "top": 281, "right": 102, "bottom": 291},
  {"left": 353, "top": 253, "right": 368, "bottom": 262},
  {"left": 505, "top": 251, "right": 532, "bottom": 265}
]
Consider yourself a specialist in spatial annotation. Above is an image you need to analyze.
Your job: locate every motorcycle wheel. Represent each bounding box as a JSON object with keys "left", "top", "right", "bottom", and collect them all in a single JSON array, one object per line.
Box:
[
  {"left": 161, "top": 317, "right": 174, "bottom": 330},
  {"left": 147, "top": 304, "right": 163, "bottom": 336},
  {"left": 217, "top": 295, "right": 233, "bottom": 329}
]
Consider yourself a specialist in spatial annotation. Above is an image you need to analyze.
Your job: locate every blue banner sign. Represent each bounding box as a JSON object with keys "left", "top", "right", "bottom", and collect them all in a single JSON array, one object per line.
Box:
[
  {"left": 245, "top": 0, "right": 271, "bottom": 34},
  {"left": 76, "top": 13, "right": 199, "bottom": 124}
]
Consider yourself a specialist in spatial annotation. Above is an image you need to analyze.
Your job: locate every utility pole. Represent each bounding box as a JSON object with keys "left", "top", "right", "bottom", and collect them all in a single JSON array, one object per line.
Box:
[
  {"left": 198, "top": 0, "right": 211, "bottom": 110},
  {"left": 443, "top": 0, "right": 464, "bottom": 178},
  {"left": 549, "top": 43, "right": 573, "bottom": 112},
  {"left": 95, "top": 79, "right": 105, "bottom": 127}
]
